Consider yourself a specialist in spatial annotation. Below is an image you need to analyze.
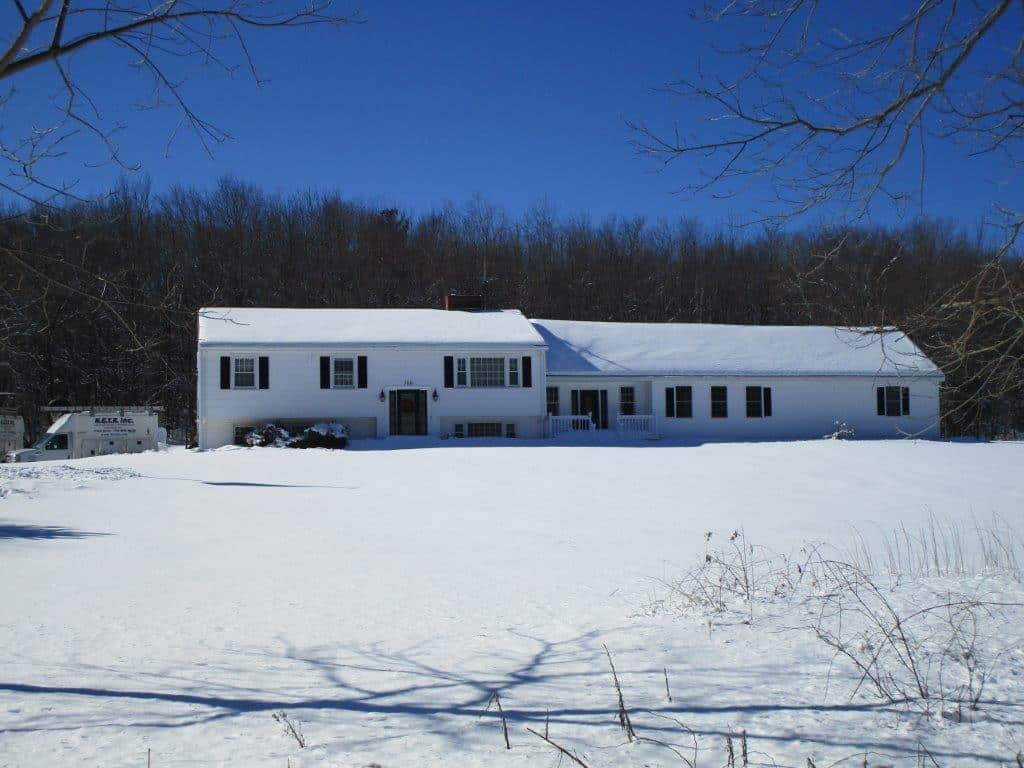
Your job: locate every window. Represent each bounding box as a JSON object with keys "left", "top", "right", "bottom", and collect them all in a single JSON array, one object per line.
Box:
[
  {"left": 505, "top": 423, "right": 516, "bottom": 438},
  {"left": 619, "top": 386, "right": 635, "bottom": 415},
  {"left": 665, "top": 386, "right": 692, "bottom": 418},
  {"left": 877, "top": 386, "right": 910, "bottom": 416},
  {"left": 46, "top": 433, "right": 68, "bottom": 450},
  {"left": 546, "top": 387, "right": 560, "bottom": 416},
  {"left": 508, "top": 358, "right": 519, "bottom": 387},
  {"left": 745, "top": 386, "right": 773, "bottom": 418},
  {"left": 470, "top": 357, "right": 505, "bottom": 387},
  {"left": 467, "top": 422, "right": 502, "bottom": 437},
  {"left": 233, "top": 357, "right": 255, "bottom": 389},
  {"left": 332, "top": 357, "right": 354, "bottom": 388},
  {"left": 456, "top": 358, "right": 468, "bottom": 387},
  {"left": 710, "top": 386, "right": 728, "bottom": 418},
  {"left": 453, "top": 423, "right": 465, "bottom": 438}
]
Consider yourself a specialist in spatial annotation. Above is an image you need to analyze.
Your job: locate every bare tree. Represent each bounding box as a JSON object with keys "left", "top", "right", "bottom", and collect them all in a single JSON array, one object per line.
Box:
[
  {"left": 0, "top": 0, "right": 358, "bottom": 397},
  {"left": 635, "top": 1, "right": 1023, "bottom": 432},
  {"left": 634, "top": 1, "right": 1020, "bottom": 231},
  {"left": 1, "top": 0, "right": 358, "bottom": 208}
]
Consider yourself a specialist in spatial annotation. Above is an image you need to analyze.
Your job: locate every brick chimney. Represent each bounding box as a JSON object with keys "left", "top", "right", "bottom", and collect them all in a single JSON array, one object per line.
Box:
[{"left": 444, "top": 294, "right": 484, "bottom": 311}]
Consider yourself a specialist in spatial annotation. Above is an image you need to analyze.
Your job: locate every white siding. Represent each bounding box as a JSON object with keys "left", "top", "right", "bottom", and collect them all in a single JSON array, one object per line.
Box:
[
  {"left": 197, "top": 346, "right": 545, "bottom": 448},
  {"left": 547, "top": 375, "right": 941, "bottom": 440}
]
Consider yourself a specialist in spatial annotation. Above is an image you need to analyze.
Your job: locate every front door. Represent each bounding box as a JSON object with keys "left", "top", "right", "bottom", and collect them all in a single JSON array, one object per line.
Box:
[
  {"left": 572, "top": 389, "right": 609, "bottom": 429},
  {"left": 389, "top": 389, "right": 428, "bottom": 436}
]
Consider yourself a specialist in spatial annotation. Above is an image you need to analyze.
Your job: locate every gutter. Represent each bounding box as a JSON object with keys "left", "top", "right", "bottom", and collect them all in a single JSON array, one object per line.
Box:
[{"left": 546, "top": 370, "right": 945, "bottom": 380}]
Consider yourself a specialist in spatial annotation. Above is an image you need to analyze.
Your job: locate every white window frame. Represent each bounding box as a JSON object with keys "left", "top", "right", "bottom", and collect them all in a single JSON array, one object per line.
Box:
[
  {"left": 508, "top": 357, "right": 519, "bottom": 387},
  {"left": 233, "top": 356, "right": 256, "bottom": 389},
  {"left": 880, "top": 386, "right": 909, "bottom": 417},
  {"left": 455, "top": 357, "right": 468, "bottom": 387},
  {"left": 546, "top": 386, "right": 560, "bottom": 416},
  {"left": 469, "top": 356, "right": 506, "bottom": 388},
  {"left": 332, "top": 356, "right": 355, "bottom": 389},
  {"left": 619, "top": 386, "right": 635, "bottom": 415}
]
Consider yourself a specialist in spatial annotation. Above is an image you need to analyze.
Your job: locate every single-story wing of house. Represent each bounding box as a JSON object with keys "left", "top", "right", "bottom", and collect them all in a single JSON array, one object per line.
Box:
[{"left": 196, "top": 300, "right": 943, "bottom": 448}]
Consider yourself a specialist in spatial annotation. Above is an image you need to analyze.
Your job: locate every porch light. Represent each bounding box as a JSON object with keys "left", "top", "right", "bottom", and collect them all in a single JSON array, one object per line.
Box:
[
  {"left": 432, "top": 389, "right": 439, "bottom": 402},
  {"left": 378, "top": 389, "right": 385, "bottom": 402}
]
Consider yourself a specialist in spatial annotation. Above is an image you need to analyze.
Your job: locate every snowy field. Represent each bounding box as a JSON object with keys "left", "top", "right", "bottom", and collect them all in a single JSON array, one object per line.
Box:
[{"left": 1, "top": 439, "right": 1022, "bottom": 767}]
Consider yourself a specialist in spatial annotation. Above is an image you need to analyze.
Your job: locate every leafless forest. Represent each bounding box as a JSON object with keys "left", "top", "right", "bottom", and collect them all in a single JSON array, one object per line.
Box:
[{"left": 1, "top": 178, "right": 1020, "bottom": 442}]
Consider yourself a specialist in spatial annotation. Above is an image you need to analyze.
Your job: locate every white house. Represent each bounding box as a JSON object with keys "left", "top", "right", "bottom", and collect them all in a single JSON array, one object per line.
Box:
[
  {"left": 196, "top": 307, "right": 548, "bottom": 448},
  {"left": 533, "top": 319, "right": 943, "bottom": 441},
  {"left": 196, "top": 304, "right": 943, "bottom": 448}
]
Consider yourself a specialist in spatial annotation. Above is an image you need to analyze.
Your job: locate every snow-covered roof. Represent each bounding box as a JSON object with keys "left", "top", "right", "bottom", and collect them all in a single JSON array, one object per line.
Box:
[
  {"left": 198, "top": 308, "right": 546, "bottom": 348},
  {"left": 532, "top": 319, "right": 943, "bottom": 378}
]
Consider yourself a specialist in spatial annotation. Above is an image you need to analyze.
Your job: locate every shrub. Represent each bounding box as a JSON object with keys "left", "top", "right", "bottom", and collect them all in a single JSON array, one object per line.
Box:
[
  {"left": 824, "top": 420, "right": 855, "bottom": 440},
  {"left": 244, "top": 422, "right": 348, "bottom": 449},
  {"left": 287, "top": 422, "right": 349, "bottom": 449},
  {"left": 245, "top": 423, "right": 291, "bottom": 447}
]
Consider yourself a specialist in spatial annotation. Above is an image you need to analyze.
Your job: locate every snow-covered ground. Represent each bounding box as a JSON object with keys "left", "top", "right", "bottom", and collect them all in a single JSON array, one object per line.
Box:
[{"left": 1, "top": 439, "right": 1022, "bottom": 767}]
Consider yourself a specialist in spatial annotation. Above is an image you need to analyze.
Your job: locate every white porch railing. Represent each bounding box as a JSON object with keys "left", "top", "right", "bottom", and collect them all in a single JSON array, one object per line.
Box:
[
  {"left": 548, "top": 414, "right": 595, "bottom": 437},
  {"left": 617, "top": 413, "right": 656, "bottom": 437}
]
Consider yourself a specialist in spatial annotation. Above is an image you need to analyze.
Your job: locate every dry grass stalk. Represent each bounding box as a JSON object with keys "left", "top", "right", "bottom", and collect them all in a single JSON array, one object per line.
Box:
[
  {"left": 479, "top": 691, "right": 511, "bottom": 749},
  {"left": 603, "top": 644, "right": 636, "bottom": 742},
  {"left": 526, "top": 727, "right": 590, "bottom": 768},
  {"left": 271, "top": 711, "right": 306, "bottom": 749}
]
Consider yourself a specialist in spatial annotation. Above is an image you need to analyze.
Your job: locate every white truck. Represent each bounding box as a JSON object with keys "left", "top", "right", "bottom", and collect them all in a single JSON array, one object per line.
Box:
[
  {"left": 7, "top": 407, "right": 161, "bottom": 463},
  {"left": 0, "top": 409, "right": 24, "bottom": 461}
]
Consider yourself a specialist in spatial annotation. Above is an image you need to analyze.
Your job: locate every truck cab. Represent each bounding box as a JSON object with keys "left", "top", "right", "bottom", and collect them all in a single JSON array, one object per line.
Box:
[{"left": 9, "top": 432, "right": 71, "bottom": 462}]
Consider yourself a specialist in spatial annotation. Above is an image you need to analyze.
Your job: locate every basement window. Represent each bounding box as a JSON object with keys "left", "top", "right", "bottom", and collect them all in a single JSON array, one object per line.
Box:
[
  {"left": 453, "top": 424, "right": 465, "bottom": 438},
  {"left": 467, "top": 422, "right": 502, "bottom": 438}
]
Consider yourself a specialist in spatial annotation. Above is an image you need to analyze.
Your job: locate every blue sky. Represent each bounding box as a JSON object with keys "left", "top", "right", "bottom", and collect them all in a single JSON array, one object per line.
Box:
[{"left": 5, "top": 0, "right": 1021, "bottom": 231}]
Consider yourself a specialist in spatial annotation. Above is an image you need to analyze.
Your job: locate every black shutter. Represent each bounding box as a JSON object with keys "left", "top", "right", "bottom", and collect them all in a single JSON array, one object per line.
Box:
[
  {"left": 443, "top": 356, "right": 454, "bottom": 388},
  {"left": 876, "top": 387, "right": 885, "bottom": 415},
  {"left": 416, "top": 391, "right": 427, "bottom": 435},
  {"left": 258, "top": 356, "right": 269, "bottom": 389},
  {"left": 901, "top": 387, "right": 910, "bottom": 415},
  {"left": 357, "top": 356, "right": 368, "bottom": 389},
  {"left": 388, "top": 391, "right": 399, "bottom": 435},
  {"left": 220, "top": 356, "right": 231, "bottom": 389},
  {"left": 571, "top": 389, "right": 580, "bottom": 415},
  {"left": 665, "top": 387, "right": 675, "bottom": 417},
  {"left": 521, "top": 356, "right": 532, "bottom": 387},
  {"left": 763, "top": 387, "right": 772, "bottom": 417},
  {"left": 320, "top": 356, "right": 330, "bottom": 389},
  {"left": 599, "top": 390, "right": 608, "bottom": 429}
]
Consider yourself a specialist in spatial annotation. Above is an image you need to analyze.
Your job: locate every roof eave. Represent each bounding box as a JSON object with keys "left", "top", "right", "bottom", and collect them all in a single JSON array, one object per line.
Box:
[{"left": 546, "top": 370, "right": 945, "bottom": 379}]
